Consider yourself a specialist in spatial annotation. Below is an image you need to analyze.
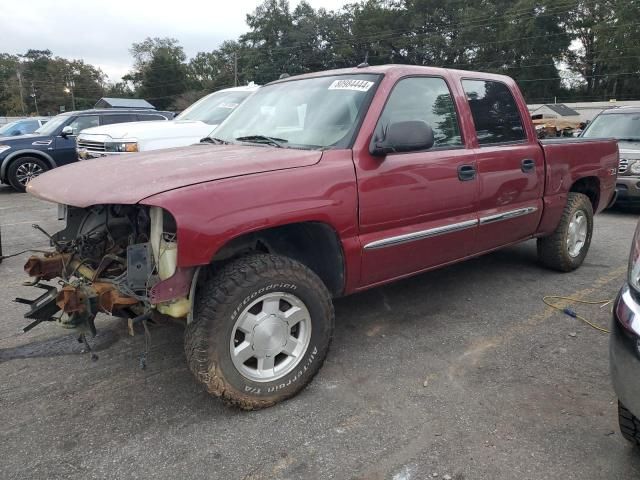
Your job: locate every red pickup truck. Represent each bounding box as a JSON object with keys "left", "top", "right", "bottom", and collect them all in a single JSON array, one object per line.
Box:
[{"left": 21, "top": 65, "right": 618, "bottom": 409}]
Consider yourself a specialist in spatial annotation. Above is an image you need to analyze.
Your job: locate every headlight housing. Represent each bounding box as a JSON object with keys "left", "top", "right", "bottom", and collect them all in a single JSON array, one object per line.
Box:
[
  {"left": 630, "top": 160, "right": 640, "bottom": 175},
  {"left": 629, "top": 221, "right": 640, "bottom": 292},
  {"left": 0, "top": 145, "right": 11, "bottom": 154},
  {"left": 104, "top": 141, "right": 138, "bottom": 153}
]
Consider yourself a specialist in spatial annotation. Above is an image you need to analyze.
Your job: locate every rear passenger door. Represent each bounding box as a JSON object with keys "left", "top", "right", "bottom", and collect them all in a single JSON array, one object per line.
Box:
[
  {"left": 461, "top": 79, "right": 544, "bottom": 254},
  {"left": 101, "top": 113, "right": 137, "bottom": 125},
  {"left": 355, "top": 76, "right": 478, "bottom": 287}
]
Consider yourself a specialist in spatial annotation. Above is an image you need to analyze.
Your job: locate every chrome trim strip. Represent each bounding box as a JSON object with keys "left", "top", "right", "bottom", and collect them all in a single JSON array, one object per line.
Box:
[
  {"left": 617, "top": 284, "right": 640, "bottom": 337},
  {"left": 479, "top": 206, "right": 538, "bottom": 225},
  {"left": 364, "top": 219, "right": 478, "bottom": 250}
]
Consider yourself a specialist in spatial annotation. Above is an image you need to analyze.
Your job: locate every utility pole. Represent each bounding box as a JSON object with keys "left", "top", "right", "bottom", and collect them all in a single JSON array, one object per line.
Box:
[
  {"left": 16, "top": 69, "right": 26, "bottom": 115},
  {"left": 65, "top": 73, "right": 76, "bottom": 111},
  {"left": 30, "top": 81, "right": 39, "bottom": 116},
  {"left": 234, "top": 52, "right": 238, "bottom": 87}
]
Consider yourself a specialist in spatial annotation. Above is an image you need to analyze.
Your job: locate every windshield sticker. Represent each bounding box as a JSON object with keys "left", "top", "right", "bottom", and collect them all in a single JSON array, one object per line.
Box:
[
  {"left": 328, "top": 79, "right": 374, "bottom": 92},
  {"left": 218, "top": 103, "right": 239, "bottom": 109}
]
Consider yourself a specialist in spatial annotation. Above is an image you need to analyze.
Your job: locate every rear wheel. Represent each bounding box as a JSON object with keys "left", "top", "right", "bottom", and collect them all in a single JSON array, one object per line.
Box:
[
  {"left": 618, "top": 401, "right": 640, "bottom": 448},
  {"left": 7, "top": 156, "right": 49, "bottom": 192},
  {"left": 184, "top": 253, "right": 334, "bottom": 410},
  {"left": 537, "top": 192, "right": 593, "bottom": 272}
]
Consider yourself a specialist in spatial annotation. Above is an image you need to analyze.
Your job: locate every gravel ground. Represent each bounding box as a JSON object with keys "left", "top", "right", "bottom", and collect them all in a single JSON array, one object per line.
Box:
[{"left": 1, "top": 184, "right": 639, "bottom": 480}]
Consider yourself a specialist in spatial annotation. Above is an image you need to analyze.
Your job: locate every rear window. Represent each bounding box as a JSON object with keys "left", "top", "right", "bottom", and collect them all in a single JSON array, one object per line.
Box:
[{"left": 462, "top": 79, "right": 526, "bottom": 145}]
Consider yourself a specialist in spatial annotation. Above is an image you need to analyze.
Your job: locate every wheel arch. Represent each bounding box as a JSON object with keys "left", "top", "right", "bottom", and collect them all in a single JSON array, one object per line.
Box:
[
  {"left": 209, "top": 221, "right": 346, "bottom": 297},
  {"left": 569, "top": 176, "right": 600, "bottom": 211},
  {"left": 0, "top": 149, "right": 56, "bottom": 182}
]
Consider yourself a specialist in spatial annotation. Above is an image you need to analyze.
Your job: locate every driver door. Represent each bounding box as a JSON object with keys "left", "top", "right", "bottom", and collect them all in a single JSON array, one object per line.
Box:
[
  {"left": 54, "top": 115, "right": 100, "bottom": 166},
  {"left": 354, "top": 76, "right": 479, "bottom": 287}
]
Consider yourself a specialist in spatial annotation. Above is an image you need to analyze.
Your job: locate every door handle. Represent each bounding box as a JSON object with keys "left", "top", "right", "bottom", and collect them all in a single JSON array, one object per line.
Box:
[
  {"left": 521, "top": 159, "right": 536, "bottom": 173},
  {"left": 458, "top": 164, "right": 476, "bottom": 181}
]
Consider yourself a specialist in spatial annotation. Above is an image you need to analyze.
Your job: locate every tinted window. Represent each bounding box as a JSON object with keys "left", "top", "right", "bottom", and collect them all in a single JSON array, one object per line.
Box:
[
  {"left": 462, "top": 80, "right": 525, "bottom": 145},
  {"left": 137, "top": 114, "right": 167, "bottom": 121},
  {"left": 67, "top": 115, "right": 99, "bottom": 135},
  {"left": 377, "top": 77, "right": 462, "bottom": 148},
  {"left": 101, "top": 114, "right": 137, "bottom": 125}
]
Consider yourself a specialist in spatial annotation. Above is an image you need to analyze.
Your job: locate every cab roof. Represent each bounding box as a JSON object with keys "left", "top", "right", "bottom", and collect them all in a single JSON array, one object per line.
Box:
[{"left": 267, "top": 64, "right": 515, "bottom": 85}]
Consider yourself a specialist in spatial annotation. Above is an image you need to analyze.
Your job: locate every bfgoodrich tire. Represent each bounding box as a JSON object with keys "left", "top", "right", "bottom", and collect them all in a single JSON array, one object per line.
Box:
[
  {"left": 618, "top": 401, "right": 640, "bottom": 448},
  {"left": 7, "top": 156, "right": 49, "bottom": 192},
  {"left": 537, "top": 192, "right": 594, "bottom": 272},
  {"left": 184, "top": 254, "right": 334, "bottom": 410}
]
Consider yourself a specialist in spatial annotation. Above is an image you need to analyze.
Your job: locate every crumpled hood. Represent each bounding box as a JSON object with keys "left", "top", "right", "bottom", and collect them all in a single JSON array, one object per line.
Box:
[
  {"left": 79, "top": 119, "right": 212, "bottom": 141},
  {"left": 27, "top": 144, "right": 323, "bottom": 207}
]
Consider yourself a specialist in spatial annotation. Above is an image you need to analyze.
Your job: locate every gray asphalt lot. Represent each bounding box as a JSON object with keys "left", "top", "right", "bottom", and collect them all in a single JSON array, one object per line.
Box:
[{"left": 1, "top": 184, "right": 640, "bottom": 480}]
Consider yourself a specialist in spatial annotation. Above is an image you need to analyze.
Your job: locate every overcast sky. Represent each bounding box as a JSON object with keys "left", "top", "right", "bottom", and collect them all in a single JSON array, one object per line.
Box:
[{"left": 1, "top": 0, "right": 348, "bottom": 82}]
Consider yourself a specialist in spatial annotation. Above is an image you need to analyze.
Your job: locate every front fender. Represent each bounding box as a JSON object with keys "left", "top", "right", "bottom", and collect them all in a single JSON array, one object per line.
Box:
[{"left": 140, "top": 150, "right": 358, "bottom": 269}]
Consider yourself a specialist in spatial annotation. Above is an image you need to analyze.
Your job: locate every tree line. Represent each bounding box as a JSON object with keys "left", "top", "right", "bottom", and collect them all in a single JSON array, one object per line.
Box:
[{"left": 1, "top": 0, "right": 639, "bottom": 115}]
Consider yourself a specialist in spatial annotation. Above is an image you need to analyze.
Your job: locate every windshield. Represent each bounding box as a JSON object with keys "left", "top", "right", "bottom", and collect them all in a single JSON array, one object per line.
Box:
[
  {"left": 212, "top": 74, "right": 381, "bottom": 150},
  {"left": 582, "top": 112, "right": 640, "bottom": 141},
  {"left": 0, "top": 121, "right": 21, "bottom": 135},
  {"left": 35, "top": 114, "right": 69, "bottom": 136},
  {"left": 176, "top": 90, "right": 254, "bottom": 125}
]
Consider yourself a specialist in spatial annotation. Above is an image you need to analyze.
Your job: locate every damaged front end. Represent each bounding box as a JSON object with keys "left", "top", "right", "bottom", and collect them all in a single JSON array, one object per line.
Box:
[{"left": 16, "top": 204, "right": 194, "bottom": 337}]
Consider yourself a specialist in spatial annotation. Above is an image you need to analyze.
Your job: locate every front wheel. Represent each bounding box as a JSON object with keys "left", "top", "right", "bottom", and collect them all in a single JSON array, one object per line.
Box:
[
  {"left": 184, "top": 254, "right": 334, "bottom": 410},
  {"left": 537, "top": 192, "right": 594, "bottom": 272},
  {"left": 7, "top": 156, "right": 49, "bottom": 192},
  {"left": 618, "top": 401, "right": 640, "bottom": 448}
]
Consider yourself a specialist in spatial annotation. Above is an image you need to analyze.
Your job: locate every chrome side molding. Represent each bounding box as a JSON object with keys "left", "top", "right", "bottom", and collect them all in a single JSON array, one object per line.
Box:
[
  {"left": 479, "top": 206, "right": 538, "bottom": 225},
  {"left": 364, "top": 219, "right": 478, "bottom": 250}
]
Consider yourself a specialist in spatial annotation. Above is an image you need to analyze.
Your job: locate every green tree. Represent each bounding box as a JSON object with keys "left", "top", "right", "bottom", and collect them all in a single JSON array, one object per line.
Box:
[{"left": 124, "top": 37, "right": 188, "bottom": 109}]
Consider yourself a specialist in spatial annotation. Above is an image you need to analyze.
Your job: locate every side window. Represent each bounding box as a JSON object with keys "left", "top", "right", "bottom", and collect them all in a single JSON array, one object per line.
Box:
[
  {"left": 67, "top": 115, "right": 99, "bottom": 135},
  {"left": 137, "top": 114, "right": 167, "bottom": 121},
  {"left": 101, "top": 114, "right": 137, "bottom": 125},
  {"left": 377, "top": 77, "right": 462, "bottom": 149},
  {"left": 461, "top": 80, "right": 526, "bottom": 145}
]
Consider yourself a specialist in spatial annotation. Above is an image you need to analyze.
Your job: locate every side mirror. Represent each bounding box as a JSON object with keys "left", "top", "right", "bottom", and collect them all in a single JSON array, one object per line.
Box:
[
  {"left": 371, "top": 120, "right": 435, "bottom": 157},
  {"left": 61, "top": 126, "right": 74, "bottom": 137}
]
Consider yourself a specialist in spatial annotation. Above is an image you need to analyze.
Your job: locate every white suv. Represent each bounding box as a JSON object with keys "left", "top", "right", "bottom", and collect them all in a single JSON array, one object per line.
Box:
[{"left": 76, "top": 84, "right": 259, "bottom": 159}]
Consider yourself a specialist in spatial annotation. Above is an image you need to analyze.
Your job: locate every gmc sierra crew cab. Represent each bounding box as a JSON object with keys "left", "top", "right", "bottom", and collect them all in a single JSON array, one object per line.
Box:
[{"left": 18, "top": 65, "right": 618, "bottom": 409}]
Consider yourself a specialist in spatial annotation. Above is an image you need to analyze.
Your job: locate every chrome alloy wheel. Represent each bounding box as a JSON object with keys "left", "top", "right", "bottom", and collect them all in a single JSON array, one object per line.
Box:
[
  {"left": 15, "top": 161, "right": 44, "bottom": 186},
  {"left": 230, "top": 292, "right": 312, "bottom": 382},
  {"left": 567, "top": 210, "right": 588, "bottom": 257}
]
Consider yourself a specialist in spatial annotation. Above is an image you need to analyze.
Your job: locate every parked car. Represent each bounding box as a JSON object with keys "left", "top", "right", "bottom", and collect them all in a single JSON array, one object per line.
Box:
[
  {"left": 0, "top": 109, "right": 173, "bottom": 191},
  {"left": 76, "top": 85, "right": 259, "bottom": 159},
  {"left": 0, "top": 117, "right": 48, "bottom": 137},
  {"left": 20, "top": 65, "right": 617, "bottom": 409},
  {"left": 610, "top": 219, "right": 640, "bottom": 449},
  {"left": 581, "top": 107, "right": 640, "bottom": 206}
]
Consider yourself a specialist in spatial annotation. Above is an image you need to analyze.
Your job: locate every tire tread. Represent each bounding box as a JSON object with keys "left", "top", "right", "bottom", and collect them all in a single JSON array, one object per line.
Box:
[{"left": 184, "top": 253, "right": 334, "bottom": 410}]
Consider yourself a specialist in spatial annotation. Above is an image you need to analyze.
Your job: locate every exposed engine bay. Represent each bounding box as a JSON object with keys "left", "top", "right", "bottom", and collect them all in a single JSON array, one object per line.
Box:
[{"left": 17, "top": 204, "right": 194, "bottom": 338}]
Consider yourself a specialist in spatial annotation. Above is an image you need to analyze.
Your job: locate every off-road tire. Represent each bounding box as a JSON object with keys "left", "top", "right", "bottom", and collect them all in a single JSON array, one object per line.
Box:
[
  {"left": 7, "top": 156, "right": 49, "bottom": 192},
  {"left": 184, "top": 253, "right": 334, "bottom": 410},
  {"left": 537, "top": 192, "right": 593, "bottom": 272},
  {"left": 619, "top": 401, "right": 640, "bottom": 448}
]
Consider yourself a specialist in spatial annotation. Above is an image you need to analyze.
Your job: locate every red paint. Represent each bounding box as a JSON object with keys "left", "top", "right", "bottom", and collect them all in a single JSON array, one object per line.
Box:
[{"left": 28, "top": 65, "right": 619, "bottom": 296}]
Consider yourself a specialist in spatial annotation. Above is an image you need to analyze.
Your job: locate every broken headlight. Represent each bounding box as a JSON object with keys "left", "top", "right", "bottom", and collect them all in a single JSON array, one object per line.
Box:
[
  {"left": 105, "top": 141, "right": 139, "bottom": 153},
  {"left": 629, "top": 221, "right": 640, "bottom": 293}
]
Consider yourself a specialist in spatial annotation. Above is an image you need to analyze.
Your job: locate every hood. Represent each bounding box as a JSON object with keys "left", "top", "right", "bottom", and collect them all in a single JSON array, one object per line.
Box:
[
  {"left": 27, "top": 144, "right": 323, "bottom": 207},
  {"left": 0, "top": 133, "right": 49, "bottom": 144},
  {"left": 79, "top": 119, "right": 212, "bottom": 141},
  {"left": 618, "top": 140, "right": 640, "bottom": 156}
]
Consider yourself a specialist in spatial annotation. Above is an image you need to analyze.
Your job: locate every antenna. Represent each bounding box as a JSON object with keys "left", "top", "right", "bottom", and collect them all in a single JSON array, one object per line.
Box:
[{"left": 357, "top": 51, "right": 369, "bottom": 68}]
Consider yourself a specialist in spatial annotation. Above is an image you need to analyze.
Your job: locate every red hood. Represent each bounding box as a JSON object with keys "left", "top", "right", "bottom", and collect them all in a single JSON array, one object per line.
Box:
[{"left": 27, "top": 144, "right": 323, "bottom": 207}]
